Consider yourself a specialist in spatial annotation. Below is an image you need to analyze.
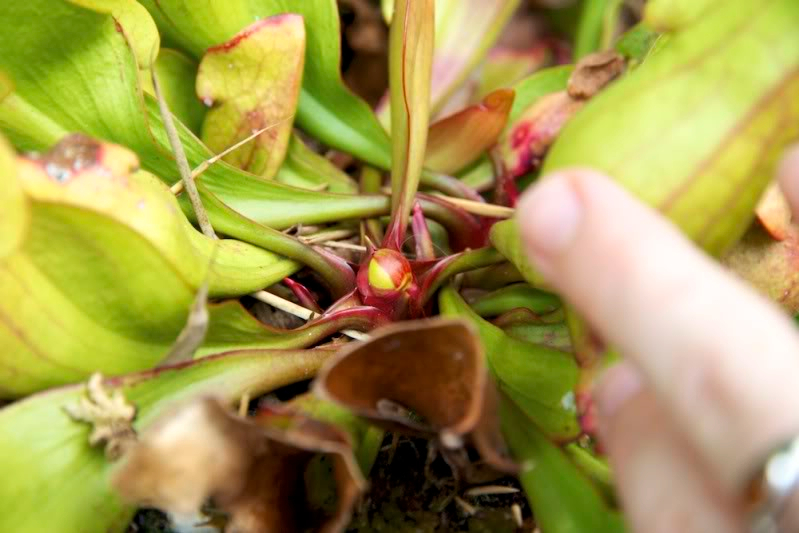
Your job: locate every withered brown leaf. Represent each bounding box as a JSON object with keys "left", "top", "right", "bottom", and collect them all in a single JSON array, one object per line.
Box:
[
  {"left": 313, "top": 318, "right": 516, "bottom": 474},
  {"left": 112, "top": 397, "right": 364, "bottom": 533},
  {"left": 567, "top": 50, "right": 626, "bottom": 99}
]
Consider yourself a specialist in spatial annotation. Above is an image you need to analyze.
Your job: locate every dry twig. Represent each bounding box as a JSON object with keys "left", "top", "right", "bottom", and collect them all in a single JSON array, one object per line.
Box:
[
  {"left": 152, "top": 70, "right": 216, "bottom": 239},
  {"left": 170, "top": 117, "right": 293, "bottom": 195},
  {"left": 250, "top": 290, "right": 368, "bottom": 341},
  {"left": 301, "top": 228, "right": 357, "bottom": 244}
]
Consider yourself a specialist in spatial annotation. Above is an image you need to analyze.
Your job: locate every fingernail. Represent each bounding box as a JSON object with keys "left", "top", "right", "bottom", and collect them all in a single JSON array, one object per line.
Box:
[
  {"left": 594, "top": 362, "right": 643, "bottom": 420},
  {"left": 517, "top": 174, "right": 583, "bottom": 262}
]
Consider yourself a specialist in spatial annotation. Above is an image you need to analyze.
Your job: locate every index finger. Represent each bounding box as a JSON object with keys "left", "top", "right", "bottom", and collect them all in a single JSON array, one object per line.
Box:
[{"left": 516, "top": 168, "right": 799, "bottom": 491}]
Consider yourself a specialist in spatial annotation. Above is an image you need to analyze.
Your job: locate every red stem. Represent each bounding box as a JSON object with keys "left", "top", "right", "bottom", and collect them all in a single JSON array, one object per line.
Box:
[
  {"left": 283, "top": 277, "right": 323, "bottom": 315},
  {"left": 411, "top": 202, "right": 435, "bottom": 260}
]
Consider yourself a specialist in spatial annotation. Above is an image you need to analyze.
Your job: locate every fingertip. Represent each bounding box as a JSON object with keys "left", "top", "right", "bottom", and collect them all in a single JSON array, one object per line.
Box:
[
  {"left": 594, "top": 361, "right": 644, "bottom": 424},
  {"left": 516, "top": 168, "right": 620, "bottom": 266},
  {"left": 515, "top": 172, "right": 583, "bottom": 260}
]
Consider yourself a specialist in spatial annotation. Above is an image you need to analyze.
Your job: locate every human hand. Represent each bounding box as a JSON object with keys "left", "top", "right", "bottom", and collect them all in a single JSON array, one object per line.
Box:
[{"left": 516, "top": 148, "right": 799, "bottom": 533}]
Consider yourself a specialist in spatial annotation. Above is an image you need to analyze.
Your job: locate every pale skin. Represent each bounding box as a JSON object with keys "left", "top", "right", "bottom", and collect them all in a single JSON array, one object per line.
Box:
[{"left": 516, "top": 146, "right": 799, "bottom": 532}]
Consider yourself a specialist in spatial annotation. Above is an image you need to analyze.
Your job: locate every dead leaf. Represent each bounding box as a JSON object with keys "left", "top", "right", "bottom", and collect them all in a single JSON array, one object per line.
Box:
[
  {"left": 112, "top": 397, "right": 364, "bottom": 533},
  {"left": 725, "top": 183, "right": 799, "bottom": 313},
  {"left": 159, "top": 283, "right": 210, "bottom": 367},
  {"left": 63, "top": 373, "right": 137, "bottom": 461},
  {"left": 755, "top": 182, "right": 793, "bottom": 240},
  {"left": 567, "top": 50, "right": 626, "bottom": 99},
  {"left": 313, "top": 318, "right": 515, "bottom": 473},
  {"left": 724, "top": 221, "right": 799, "bottom": 314}
]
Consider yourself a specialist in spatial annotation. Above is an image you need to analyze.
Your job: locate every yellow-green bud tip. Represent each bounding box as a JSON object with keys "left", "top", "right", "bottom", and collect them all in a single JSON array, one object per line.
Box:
[{"left": 367, "top": 249, "right": 412, "bottom": 292}]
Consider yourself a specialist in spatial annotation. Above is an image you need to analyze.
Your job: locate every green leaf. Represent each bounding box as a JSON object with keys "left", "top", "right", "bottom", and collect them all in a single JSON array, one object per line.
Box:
[
  {"left": 20, "top": 138, "right": 299, "bottom": 298},
  {"left": 0, "top": 134, "right": 25, "bottom": 258},
  {"left": 380, "top": 0, "right": 521, "bottom": 122},
  {"left": 425, "top": 89, "right": 515, "bottom": 175},
  {"left": 457, "top": 66, "right": 572, "bottom": 192},
  {"left": 457, "top": 155, "right": 494, "bottom": 192},
  {"left": 417, "top": 247, "right": 506, "bottom": 305},
  {"left": 439, "top": 286, "right": 579, "bottom": 440},
  {"left": 156, "top": 107, "right": 390, "bottom": 228},
  {"left": 645, "top": 0, "right": 720, "bottom": 32},
  {"left": 139, "top": 0, "right": 393, "bottom": 168},
  {"left": 469, "top": 283, "right": 561, "bottom": 317},
  {"left": 489, "top": 220, "right": 546, "bottom": 287},
  {"left": 381, "top": 0, "right": 394, "bottom": 24},
  {"left": 197, "top": 165, "right": 476, "bottom": 250},
  {"left": 276, "top": 134, "right": 358, "bottom": 193},
  {"left": 288, "top": 393, "right": 384, "bottom": 475},
  {"left": 0, "top": 73, "right": 68, "bottom": 151},
  {"left": 0, "top": 136, "right": 299, "bottom": 396},
  {"left": 197, "top": 301, "right": 383, "bottom": 357},
  {"left": 545, "top": 0, "right": 799, "bottom": 257},
  {"left": 0, "top": 1, "right": 159, "bottom": 154},
  {"left": 509, "top": 66, "right": 574, "bottom": 124},
  {"left": 197, "top": 14, "right": 304, "bottom": 178},
  {"left": 279, "top": 0, "right": 392, "bottom": 169},
  {"left": 614, "top": 23, "right": 660, "bottom": 65},
  {"left": 429, "top": 0, "right": 521, "bottom": 116},
  {"left": 192, "top": 182, "right": 356, "bottom": 298},
  {"left": 461, "top": 262, "right": 525, "bottom": 291},
  {"left": 500, "top": 395, "right": 626, "bottom": 533},
  {"left": 0, "top": 348, "right": 331, "bottom": 532},
  {"left": 565, "top": 443, "right": 616, "bottom": 501},
  {"left": 383, "top": 0, "right": 435, "bottom": 249},
  {"left": 0, "top": 0, "right": 480, "bottom": 240},
  {"left": 474, "top": 47, "right": 551, "bottom": 101},
  {"left": 503, "top": 322, "right": 573, "bottom": 353},
  {"left": 149, "top": 48, "right": 206, "bottom": 133},
  {"left": 0, "top": 0, "right": 394, "bottom": 232},
  {"left": 573, "top": 0, "right": 623, "bottom": 59}
]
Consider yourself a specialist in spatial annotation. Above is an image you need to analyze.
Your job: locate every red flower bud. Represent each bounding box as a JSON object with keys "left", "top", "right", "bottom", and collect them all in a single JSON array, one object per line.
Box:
[
  {"left": 368, "top": 249, "right": 412, "bottom": 293},
  {"left": 357, "top": 249, "right": 415, "bottom": 319}
]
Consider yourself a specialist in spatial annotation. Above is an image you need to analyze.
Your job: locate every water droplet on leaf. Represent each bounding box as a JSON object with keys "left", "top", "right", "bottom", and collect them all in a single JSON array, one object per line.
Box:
[{"left": 45, "top": 162, "right": 70, "bottom": 182}]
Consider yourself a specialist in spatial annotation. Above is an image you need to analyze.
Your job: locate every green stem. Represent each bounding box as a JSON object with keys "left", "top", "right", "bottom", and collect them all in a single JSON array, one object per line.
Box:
[
  {"left": 420, "top": 169, "right": 483, "bottom": 201},
  {"left": 499, "top": 395, "right": 626, "bottom": 533},
  {"left": 385, "top": 0, "right": 434, "bottom": 250},
  {"left": 419, "top": 247, "right": 505, "bottom": 305},
  {"left": 416, "top": 196, "right": 483, "bottom": 250},
  {"left": 144, "top": 97, "right": 390, "bottom": 228},
  {"left": 574, "top": 0, "right": 611, "bottom": 59},
  {"left": 600, "top": 0, "right": 625, "bottom": 51},
  {"left": 565, "top": 443, "right": 616, "bottom": 501},
  {"left": 199, "top": 175, "right": 390, "bottom": 229},
  {"left": 193, "top": 184, "right": 356, "bottom": 298},
  {"left": 461, "top": 262, "right": 525, "bottom": 290},
  {"left": 470, "top": 283, "right": 561, "bottom": 317},
  {"left": 356, "top": 427, "right": 385, "bottom": 475},
  {"left": 360, "top": 166, "right": 385, "bottom": 243}
]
